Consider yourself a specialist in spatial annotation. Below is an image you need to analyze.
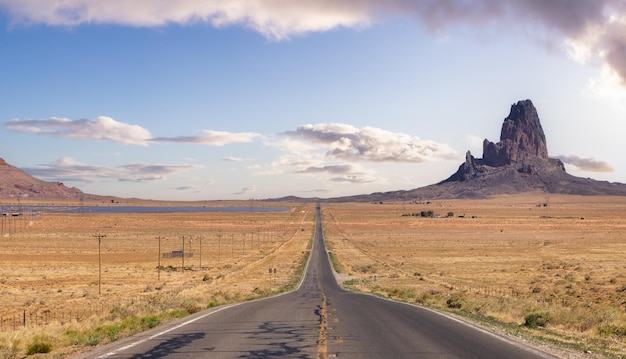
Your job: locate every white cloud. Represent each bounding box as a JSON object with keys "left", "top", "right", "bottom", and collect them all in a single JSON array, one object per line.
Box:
[
  {"left": 285, "top": 123, "right": 459, "bottom": 163},
  {"left": 5, "top": 116, "right": 151, "bottom": 145},
  {"left": 0, "top": 0, "right": 370, "bottom": 40},
  {"left": 584, "top": 64, "right": 626, "bottom": 107},
  {"left": 4, "top": 117, "right": 261, "bottom": 147},
  {"left": 298, "top": 164, "right": 378, "bottom": 184},
  {"left": 329, "top": 175, "right": 376, "bottom": 184},
  {"left": 23, "top": 157, "right": 203, "bottom": 183},
  {"left": 221, "top": 156, "right": 251, "bottom": 162},
  {"left": 151, "top": 129, "right": 260, "bottom": 146},
  {"left": 295, "top": 164, "right": 356, "bottom": 175}
]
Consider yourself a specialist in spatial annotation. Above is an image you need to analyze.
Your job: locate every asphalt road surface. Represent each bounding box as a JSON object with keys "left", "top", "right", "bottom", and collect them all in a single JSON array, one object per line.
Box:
[{"left": 77, "top": 206, "right": 554, "bottom": 358}]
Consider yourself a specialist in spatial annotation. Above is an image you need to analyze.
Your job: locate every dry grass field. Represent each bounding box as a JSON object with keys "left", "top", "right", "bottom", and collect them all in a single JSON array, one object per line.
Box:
[
  {"left": 2, "top": 194, "right": 625, "bottom": 358},
  {"left": 322, "top": 193, "right": 626, "bottom": 358},
  {"left": 0, "top": 201, "right": 316, "bottom": 358}
]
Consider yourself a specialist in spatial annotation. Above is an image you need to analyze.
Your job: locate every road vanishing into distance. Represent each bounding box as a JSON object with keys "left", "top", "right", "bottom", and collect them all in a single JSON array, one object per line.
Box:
[{"left": 78, "top": 206, "right": 554, "bottom": 359}]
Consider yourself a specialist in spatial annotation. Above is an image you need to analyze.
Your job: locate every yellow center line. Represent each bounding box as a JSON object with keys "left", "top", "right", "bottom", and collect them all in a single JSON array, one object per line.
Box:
[{"left": 317, "top": 291, "right": 328, "bottom": 359}]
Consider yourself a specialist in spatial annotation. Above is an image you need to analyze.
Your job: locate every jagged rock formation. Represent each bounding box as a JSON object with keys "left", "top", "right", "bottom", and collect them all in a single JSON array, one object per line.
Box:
[
  {"left": 443, "top": 99, "right": 565, "bottom": 183},
  {"left": 0, "top": 158, "right": 86, "bottom": 200},
  {"left": 323, "top": 99, "right": 626, "bottom": 202}
]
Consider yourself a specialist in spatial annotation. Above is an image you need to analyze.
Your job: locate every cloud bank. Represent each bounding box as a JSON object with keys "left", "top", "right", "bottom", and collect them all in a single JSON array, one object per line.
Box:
[
  {"left": 5, "top": 117, "right": 260, "bottom": 146},
  {"left": 24, "top": 157, "right": 202, "bottom": 183},
  {"left": 151, "top": 130, "right": 260, "bottom": 146},
  {"left": 5, "top": 117, "right": 151, "bottom": 145},
  {"left": 556, "top": 155, "right": 614, "bottom": 173},
  {"left": 1, "top": 1, "right": 626, "bottom": 87},
  {"left": 285, "top": 123, "right": 459, "bottom": 163}
]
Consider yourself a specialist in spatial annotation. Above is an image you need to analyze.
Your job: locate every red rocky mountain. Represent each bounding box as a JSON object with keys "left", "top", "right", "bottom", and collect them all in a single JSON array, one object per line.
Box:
[{"left": 0, "top": 158, "right": 85, "bottom": 200}]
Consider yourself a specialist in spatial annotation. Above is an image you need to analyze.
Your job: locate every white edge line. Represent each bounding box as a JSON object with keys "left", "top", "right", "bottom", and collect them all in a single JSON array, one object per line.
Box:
[{"left": 97, "top": 304, "right": 235, "bottom": 358}]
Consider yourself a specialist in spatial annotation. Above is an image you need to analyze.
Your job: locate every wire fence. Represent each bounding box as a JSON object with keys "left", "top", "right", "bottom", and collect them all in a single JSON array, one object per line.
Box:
[{"left": 0, "top": 284, "right": 197, "bottom": 332}]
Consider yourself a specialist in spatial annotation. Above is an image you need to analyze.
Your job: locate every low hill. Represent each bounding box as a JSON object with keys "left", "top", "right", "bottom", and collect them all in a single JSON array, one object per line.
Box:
[{"left": 0, "top": 158, "right": 88, "bottom": 201}]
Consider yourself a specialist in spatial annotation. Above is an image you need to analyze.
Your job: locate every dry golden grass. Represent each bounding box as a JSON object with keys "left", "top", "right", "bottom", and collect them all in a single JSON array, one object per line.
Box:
[
  {"left": 3, "top": 194, "right": 625, "bottom": 358},
  {"left": 0, "top": 202, "right": 315, "bottom": 358},
  {"left": 322, "top": 194, "right": 626, "bottom": 358}
]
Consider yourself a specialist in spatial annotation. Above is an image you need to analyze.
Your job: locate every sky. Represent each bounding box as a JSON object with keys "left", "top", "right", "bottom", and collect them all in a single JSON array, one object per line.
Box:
[{"left": 1, "top": 0, "right": 625, "bottom": 201}]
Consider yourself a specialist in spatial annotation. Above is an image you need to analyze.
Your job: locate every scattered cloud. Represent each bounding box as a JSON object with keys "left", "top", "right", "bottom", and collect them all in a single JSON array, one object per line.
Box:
[
  {"left": 556, "top": 155, "right": 614, "bottom": 173},
  {"left": 23, "top": 157, "right": 203, "bottom": 183},
  {"left": 0, "top": 0, "right": 370, "bottom": 40},
  {"left": 329, "top": 175, "right": 376, "bottom": 184},
  {"left": 2, "top": 1, "right": 626, "bottom": 90},
  {"left": 285, "top": 123, "right": 459, "bottom": 163},
  {"left": 295, "top": 164, "right": 355, "bottom": 175},
  {"left": 221, "top": 156, "right": 252, "bottom": 162},
  {"left": 151, "top": 130, "right": 260, "bottom": 146},
  {"left": 5, "top": 117, "right": 151, "bottom": 145},
  {"left": 294, "top": 162, "right": 379, "bottom": 184},
  {"left": 583, "top": 64, "right": 626, "bottom": 107},
  {"left": 4, "top": 117, "right": 261, "bottom": 147},
  {"left": 232, "top": 185, "right": 256, "bottom": 196}
]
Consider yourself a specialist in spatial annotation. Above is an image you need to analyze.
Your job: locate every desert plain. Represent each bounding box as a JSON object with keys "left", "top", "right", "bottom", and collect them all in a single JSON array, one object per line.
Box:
[
  {"left": 0, "top": 194, "right": 625, "bottom": 358},
  {"left": 0, "top": 200, "right": 315, "bottom": 358},
  {"left": 323, "top": 193, "right": 626, "bottom": 358}
]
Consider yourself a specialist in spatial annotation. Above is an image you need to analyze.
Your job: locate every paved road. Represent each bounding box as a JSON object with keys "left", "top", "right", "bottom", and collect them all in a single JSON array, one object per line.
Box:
[{"left": 77, "top": 206, "right": 554, "bottom": 358}]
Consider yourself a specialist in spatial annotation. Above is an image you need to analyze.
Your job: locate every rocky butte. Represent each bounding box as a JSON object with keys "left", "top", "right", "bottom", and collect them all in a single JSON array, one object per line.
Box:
[
  {"left": 330, "top": 99, "right": 626, "bottom": 202},
  {"left": 443, "top": 99, "right": 564, "bottom": 183}
]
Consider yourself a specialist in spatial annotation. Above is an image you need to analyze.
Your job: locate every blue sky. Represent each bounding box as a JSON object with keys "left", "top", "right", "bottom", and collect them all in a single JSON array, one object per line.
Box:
[{"left": 1, "top": 1, "right": 625, "bottom": 200}]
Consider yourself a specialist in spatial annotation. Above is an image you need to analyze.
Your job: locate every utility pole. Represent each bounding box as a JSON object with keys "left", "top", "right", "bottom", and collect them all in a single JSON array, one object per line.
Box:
[
  {"left": 181, "top": 235, "right": 186, "bottom": 272},
  {"left": 218, "top": 233, "right": 222, "bottom": 264},
  {"left": 93, "top": 232, "right": 106, "bottom": 295},
  {"left": 198, "top": 236, "right": 203, "bottom": 270},
  {"left": 156, "top": 236, "right": 164, "bottom": 280}
]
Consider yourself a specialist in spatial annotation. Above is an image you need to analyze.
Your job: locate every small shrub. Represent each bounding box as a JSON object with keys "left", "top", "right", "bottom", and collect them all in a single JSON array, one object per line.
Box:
[
  {"left": 85, "top": 332, "right": 101, "bottom": 346},
  {"left": 524, "top": 311, "right": 551, "bottom": 329},
  {"left": 446, "top": 293, "right": 465, "bottom": 309},
  {"left": 169, "top": 309, "right": 189, "bottom": 318},
  {"left": 99, "top": 324, "right": 122, "bottom": 342},
  {"left": 202, "top": 274, "right": 212, "bottom": 282},
  {"left": 25, "top": 337, "right": 52, "bottom": 355},
  {"left": 141, "top": 315, "right": 160, "bottom": 329},
  {"left": 182, "top": 299, "right": 202, "bottom": 314},
  {"left": 598, "top": 325, "right": 626, "bottom": 338}
]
